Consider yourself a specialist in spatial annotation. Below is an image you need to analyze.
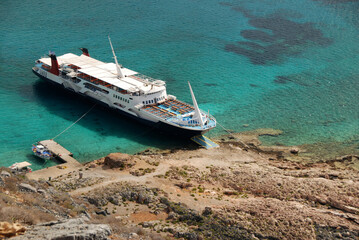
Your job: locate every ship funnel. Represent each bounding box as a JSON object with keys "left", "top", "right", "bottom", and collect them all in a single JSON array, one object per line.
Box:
[
  {"left": 80, "top": 48, "right": 90, "bottom": 57},
  {"left": 188, "top": 82, "right": 205, "bottom": 127},
  {"left": 48, "top": 51, "right": 59, "bottom": 76}
]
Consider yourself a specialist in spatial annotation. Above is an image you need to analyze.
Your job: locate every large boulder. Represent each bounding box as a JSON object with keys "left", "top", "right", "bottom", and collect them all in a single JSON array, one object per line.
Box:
[
  {"left": 13, "top": 218, "right": 111, "bottom": 240},
  {"left": 18, "top": 183, "right": 37, "bottom": 193},
  {"left": 104, "top": 153, "right": 135, "bottom": 169}
]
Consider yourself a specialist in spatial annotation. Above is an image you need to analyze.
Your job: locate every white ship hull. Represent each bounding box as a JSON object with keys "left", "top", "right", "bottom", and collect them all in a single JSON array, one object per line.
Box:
[{"left": 32, "top": 48, "right": 216, "bottom": 137}]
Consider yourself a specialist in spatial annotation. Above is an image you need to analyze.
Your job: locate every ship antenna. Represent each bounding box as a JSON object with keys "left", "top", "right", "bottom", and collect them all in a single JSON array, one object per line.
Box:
[
  {"left": 188, "top": 82, "right": 205, "bottom": 127},
  {"left": 108, "top": 35, "right": 124, "bottom": 79}
]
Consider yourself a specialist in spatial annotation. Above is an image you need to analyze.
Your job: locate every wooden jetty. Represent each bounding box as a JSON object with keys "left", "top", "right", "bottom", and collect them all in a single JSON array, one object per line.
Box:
[{"left": 27, "top": 140, "right": 83, "bottom": 180}]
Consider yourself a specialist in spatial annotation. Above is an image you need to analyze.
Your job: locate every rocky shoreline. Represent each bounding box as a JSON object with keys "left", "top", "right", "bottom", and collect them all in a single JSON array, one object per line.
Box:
[{"left": 1, "top": 130, "right": 358, "bottom": 239}]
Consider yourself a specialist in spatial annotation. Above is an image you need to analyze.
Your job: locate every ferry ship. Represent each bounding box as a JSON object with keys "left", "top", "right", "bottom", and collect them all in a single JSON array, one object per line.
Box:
[{"left": 32, "top": 38, "right": 216, "bottom": 137}]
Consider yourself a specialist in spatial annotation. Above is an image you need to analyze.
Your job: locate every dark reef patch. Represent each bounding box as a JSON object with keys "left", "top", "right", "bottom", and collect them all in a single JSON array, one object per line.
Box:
[
  {"left": 222, "top": 4, "right": 333, "bottom": 65},
  {"left": 274, "top": 76, "right": 291, "bottom": 84},
  {"left": 240, "top": 30, "right": 276, "bottom": 43},
  {"left": 270, "top": 8, "right": 304, "bottom": 19},
  {"left": 273, "top": 73, "right": 322, "bottom": 87}
]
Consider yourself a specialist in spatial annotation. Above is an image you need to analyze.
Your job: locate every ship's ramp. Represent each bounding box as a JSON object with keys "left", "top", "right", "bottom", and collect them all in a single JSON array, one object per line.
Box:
[{"left": 191, "top": 135, "right": 219, "bottom": 149}]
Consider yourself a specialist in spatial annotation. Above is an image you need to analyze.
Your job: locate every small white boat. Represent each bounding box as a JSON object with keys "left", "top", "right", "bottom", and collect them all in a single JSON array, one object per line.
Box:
[
  {"left": 10, "top": 161, "right": 32, "bottom": 173},
  {"left": 32, "top": 143, "right": 54, "bottom": 160}
]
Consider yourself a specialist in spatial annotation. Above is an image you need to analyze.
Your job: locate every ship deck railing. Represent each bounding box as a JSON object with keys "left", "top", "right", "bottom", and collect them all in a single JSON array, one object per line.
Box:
[
  {"left": 140, "top": 99, "right": 216, "bottom": 129},
  {"left": 129, "top": 74, "right": 161, "bottom": 84},
  {"left": 142, "top": 105, "right": 176, "bottom": 119},
  {"left": 169, "top": 117, "right": 217, "bottom": 129},
  {"left": 160, "top": 99, "right": 195, "bottom": 114},
  {"left": 141, "top": 99, "right": 196, "bottom": 120}
]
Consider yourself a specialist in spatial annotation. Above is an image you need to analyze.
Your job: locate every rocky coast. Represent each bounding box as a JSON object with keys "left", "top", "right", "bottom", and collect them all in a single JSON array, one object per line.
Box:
[{"left": 0, "top": 129, "right": 358, "bottom": 239}]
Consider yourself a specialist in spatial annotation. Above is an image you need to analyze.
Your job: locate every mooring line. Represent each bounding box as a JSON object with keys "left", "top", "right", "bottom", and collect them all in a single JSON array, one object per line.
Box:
[
  {"left": 52, "top": 103, "right": 97, "bottom": 140},
  {"left": 216, "top": 121, "right": 250, "bottom": 149}
]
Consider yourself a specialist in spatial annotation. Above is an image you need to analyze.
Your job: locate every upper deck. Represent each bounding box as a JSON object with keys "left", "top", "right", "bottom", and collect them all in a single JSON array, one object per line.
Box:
[{"left": 38, "top": 53, "right": 165, "bottom": 94}]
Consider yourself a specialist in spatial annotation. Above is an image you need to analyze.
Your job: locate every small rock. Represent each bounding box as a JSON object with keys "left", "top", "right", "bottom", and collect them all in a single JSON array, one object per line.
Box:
[
  {"left": 251, "top": 234, "right": 259, "bottom": 240},
  {"left": 167, "top": 212, "right": 178, "bottom": 220},
  {"left": 290, "top": 148, "right": 299, "bottom": 154},
  {"left": 0, "top": 171, "right": 11, "bottom": 178},
  {"left": 334, "top": 232, "right": 342, "bottom": 238},
  {"left": 156, "top": 203, "right": 168, "bottom": 210},
  {"left": 129, "top": 232, "right": 138, "bottom": 238},
  {"left": 89, "top": 163, "right": 96, "bottom": 168},
  {"left": 37, "top": 189, "right": 47, "bottom": 194},
  {"left": 18, "top": 183, "right": 37, "bottom": 192},
  {"left": 175, "top": 182, "right": 193, "bottom": 189},
  {"left": 107, "top": 196, "right": 120, "bottom": 205},
  {"left": 87, "top": 196, "right": 108, "bottom": 207},
  {"left": 141, "top": 220, "right": 160, "bottom": 228},
  {"left": 202, "top": 207, "right": 212, "bottom": 216},
  {"left": 95, "top": 209, "right": 109, "bottom": 216}
]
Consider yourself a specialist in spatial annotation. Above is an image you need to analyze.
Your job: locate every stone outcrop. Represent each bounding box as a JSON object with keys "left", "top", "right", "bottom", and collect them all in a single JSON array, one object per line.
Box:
[
  {"left": 0, "top": 222, "right": 26, "bottom": 238},
  {"left": 18, "top": 183, "right": 37, "bottom": 193},
  {"left": 103, "top": 153, "right": 135, "bottom": 169},
  {"left": 12, "top": 218, "right": 112, "bottom": 240},
  {"left": 85, "top": 184, "right": 157, "bottom": 207}
]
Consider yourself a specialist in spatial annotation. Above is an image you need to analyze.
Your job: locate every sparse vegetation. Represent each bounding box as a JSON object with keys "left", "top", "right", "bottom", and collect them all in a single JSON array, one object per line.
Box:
[{"left": 1, "top": 132, "right": 358, "bottom": 239}]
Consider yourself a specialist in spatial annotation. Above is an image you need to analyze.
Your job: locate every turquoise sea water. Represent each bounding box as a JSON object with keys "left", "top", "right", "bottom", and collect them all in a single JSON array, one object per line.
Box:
[{"left": 1, "top": 0, "right": 358, "bottom": 170}]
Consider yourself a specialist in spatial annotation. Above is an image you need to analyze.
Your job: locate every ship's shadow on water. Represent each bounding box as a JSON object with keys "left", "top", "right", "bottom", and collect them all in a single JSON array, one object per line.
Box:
[{"left": 31, "top": 80, "right": 193, "bottom": 151}]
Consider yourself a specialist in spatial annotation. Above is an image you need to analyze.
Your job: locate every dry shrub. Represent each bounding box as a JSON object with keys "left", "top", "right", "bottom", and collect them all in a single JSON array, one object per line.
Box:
[
  {"left": 21, "top": 193, "right": 48, "bottom": 207},
  {"left": 68, "top": 204, "right": 86, "bottom": 217},
  {"left": 52, "top": 191, "right": 72, "bottom": 204},
  {"left": 0, "top": 193, "right": 15, "bottom": 205},
  {"left": 0, "top": 206, "right": 55, "bottom": 225},
  {"left": 3, "top": 177, "right": 19, "bottom": 192},
  {"left": 51, "top": 191, "right": 75, "bottom": 211}
]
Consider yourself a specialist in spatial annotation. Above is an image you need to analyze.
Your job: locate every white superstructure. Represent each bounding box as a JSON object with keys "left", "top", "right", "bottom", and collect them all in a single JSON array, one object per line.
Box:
[{"left": 32, "top": 42, "right": 216, "bottom": 137}]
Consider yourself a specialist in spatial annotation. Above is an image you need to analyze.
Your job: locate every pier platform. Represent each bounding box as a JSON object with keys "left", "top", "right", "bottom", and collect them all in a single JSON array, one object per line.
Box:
[{"left": 27, "top": 140, "right": 82, "bottom": 180}]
